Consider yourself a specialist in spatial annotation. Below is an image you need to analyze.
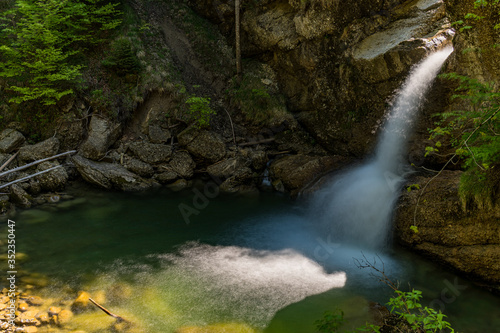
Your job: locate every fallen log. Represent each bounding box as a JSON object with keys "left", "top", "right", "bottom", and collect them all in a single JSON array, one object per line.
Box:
[
  {"left": 0, "top": 152, "right": 19, "bottom": 173},
  {"left": 0, "top": 165, "right": 62, "bottom": 190},
  {"left": 239, "top": 138, "right": 275, "bottom": 147},
  {"left": 0, "top": 150, "right": 76, "bottom": 178}
]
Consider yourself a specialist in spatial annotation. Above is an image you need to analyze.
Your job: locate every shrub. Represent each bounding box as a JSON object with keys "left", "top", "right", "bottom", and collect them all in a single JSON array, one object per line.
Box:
[{"left": 185, "top": 96, "right": 216, "bottom": 128}]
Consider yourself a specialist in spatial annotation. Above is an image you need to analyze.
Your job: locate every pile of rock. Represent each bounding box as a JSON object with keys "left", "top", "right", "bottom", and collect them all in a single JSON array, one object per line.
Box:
[{"left": 0, "top": 289, "right": 73, "bottom": 332}]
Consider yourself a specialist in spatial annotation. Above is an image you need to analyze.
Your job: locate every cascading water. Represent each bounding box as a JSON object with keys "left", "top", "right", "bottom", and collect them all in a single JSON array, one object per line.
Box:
[{"left": 311, "top": 47, "right": 454, "bottom": 249}]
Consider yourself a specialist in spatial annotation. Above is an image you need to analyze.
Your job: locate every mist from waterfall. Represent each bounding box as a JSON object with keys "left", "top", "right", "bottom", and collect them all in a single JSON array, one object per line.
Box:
[{"left": 310, "top": 47, "right": 453, "bottom": 249}]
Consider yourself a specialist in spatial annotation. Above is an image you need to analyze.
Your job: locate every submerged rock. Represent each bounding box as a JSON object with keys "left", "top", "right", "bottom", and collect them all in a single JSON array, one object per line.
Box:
[
  {"left": 176, "top": 323, "right": 256, "bottom": 333},
  {"left": 72, "top": 155, "right": 158, "bottom": 191},
  {"left": 71, "top": 291, "right": 92, "bottom": 313}
]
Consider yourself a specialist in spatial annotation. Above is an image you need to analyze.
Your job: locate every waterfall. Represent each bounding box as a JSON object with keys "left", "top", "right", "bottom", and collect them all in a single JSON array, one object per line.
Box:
[{"left": 311, "top": 47, "right": 453, "bottom": 249}]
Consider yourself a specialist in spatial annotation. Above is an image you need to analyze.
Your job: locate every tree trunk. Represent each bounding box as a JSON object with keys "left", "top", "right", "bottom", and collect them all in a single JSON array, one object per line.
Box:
[{"left": 235, "top": 0, "right": 242, "bottom": 80}]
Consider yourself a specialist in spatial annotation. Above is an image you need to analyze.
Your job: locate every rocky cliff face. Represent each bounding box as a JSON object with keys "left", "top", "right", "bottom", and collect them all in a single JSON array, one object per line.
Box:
[
  {"left": 192, "top": 0, "right": 453, "bottom": 156},
  {"left": 396, "top": 171, "right": 500, "bottom": 293}
]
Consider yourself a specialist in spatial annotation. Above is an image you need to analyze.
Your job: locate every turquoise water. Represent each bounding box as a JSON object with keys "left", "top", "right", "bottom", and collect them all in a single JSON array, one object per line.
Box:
[{"left": 3, "top": 183, "right": 500, "bottom": 332}]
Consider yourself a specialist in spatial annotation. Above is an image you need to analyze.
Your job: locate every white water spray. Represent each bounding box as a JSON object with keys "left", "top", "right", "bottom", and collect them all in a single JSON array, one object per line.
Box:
[{"left": 311, "top": 47, "right": 453, "bottom": 249}]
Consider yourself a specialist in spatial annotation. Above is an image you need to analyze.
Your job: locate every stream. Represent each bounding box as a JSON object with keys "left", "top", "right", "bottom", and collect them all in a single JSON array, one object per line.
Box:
[{"left": 6, "top": 184, "right": 500, "bottom": 333}]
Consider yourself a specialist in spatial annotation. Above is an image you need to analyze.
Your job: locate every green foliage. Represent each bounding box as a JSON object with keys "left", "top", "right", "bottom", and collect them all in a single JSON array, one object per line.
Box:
[
  {"left": 428, "top": 73, "right": 500, "bottom": 185},
  {"left": 410, "top": 225, "right": 419, "bottom": 234},
  {"left": 428, "top": 74, "right": 500, "bottom": 204},
  {"left": 185, "top": 96, "right": 216, "bottom": 128},
  {"left": 387, "top": 289, "right": 455, "bottom": 333},
  {"left": 452, "top": 0, "right": 500, "bottom": 31},
  {"left": 0, "top": 0, "right": 122, "bottom": 105},
  {"left": 315, "top": 288, "right": 455, "bottom": 333},
  {"left": 102, "top": 37, "right": 141, "bottom": 76}
]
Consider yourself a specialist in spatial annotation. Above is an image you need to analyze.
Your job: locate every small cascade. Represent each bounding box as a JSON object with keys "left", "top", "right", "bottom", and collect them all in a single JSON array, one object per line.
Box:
[
  {"left": 261, "top": 160, "right": 272, "bottom": 187},
  {"left": 310, "top": 47, "right": 453, "bottom": 249}
]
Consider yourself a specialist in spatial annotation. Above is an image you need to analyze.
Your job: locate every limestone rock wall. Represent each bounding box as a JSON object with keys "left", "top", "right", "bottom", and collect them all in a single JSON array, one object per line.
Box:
[{"left": 191, "top": 0, "right": 453, "bottom": 156}]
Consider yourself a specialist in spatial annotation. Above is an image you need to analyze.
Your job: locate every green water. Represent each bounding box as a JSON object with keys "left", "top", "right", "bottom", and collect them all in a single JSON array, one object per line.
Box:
[{"left": 1, "top": 183, "right": 499, "bottom": 333}]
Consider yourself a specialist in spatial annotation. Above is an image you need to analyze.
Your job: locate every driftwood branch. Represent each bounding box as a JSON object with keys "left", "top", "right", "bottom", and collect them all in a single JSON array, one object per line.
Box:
[
  {"left": 239, "top": 138, "right": 275, "bottom": 147},
  {"left": 89, "top": 298, "right": 128, "bottom": 322},
  {"left": 222, "top": 107, "right": 236, "bottom": 146},
  {"left": 0, "top": 150, "right": 76, "bottom": 178},
  {"left": 0, "top": 165, "right": 62, "bottom": 190},
  {"left": 0, "top": 152, "right": 19, "bottom": 173}
]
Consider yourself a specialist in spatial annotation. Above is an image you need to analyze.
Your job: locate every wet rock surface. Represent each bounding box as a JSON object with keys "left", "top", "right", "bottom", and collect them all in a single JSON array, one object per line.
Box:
[
  {"left": 178, "top": 128, "right": 226, "bottom": 164},
  {"left": 79, "top": 116, "right": 122, "bottom": 160},
  {"left": 127, "top": 141, "right": 172, "bottom": 165},
  {"left": 0, "top": 129, "right": 25, "bottom": 154},
  {"left": 18, "top": 138, "right": 60, "bottom": 163},
  {"left": 395, "top": 171, "right": 500, "bottom": 293},
  {"left": 72, "top": 155, "right": 158, "bottom": 192},
  {"left": 270, "top": 154, "right": 347, "bottom": 195}
]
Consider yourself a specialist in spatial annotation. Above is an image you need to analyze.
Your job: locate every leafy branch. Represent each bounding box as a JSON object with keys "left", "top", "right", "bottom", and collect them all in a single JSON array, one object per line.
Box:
[{"left": 353, "top": 255, "right": 456, "bottom": 333}]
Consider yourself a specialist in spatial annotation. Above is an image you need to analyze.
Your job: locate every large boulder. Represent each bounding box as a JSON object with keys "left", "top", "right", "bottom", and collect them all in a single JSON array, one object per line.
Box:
[
  {"left": 122, "top": 156, "right": 154, "bottom": 178},
  {"left": 56, "top": 114, "right": 85, "bottom": 151},
  {"left": 72, "top": 155, "right": 157, "bottom": 191},
  {"left": 148, "top": 124, "right": 171, "bottom": 144},
  {"left": 178, "top": 128, "right": 226, "bottom": 164},
  {"left": 0, "top": 129, "right": 25, "bottom": 153},
  {"left": 79, "top": 116, "right": 121, "bottom": 160},
  {"left": 18, "top": 137, "right": 60, "bottom": 162},
  {"left": 35, "top": 161, "right": 68, "bottom": 191},
  {"left": 168, "top": 151, "right": 196, "bottom": 179},
  {"left": 270, "top": 154, "right": 346, "bottom": 194},
  {"left": 219, "top": 167, "right": 256, "bottom": 194},
  {"left": 128, "top": 141, "right": 172, "bottom": 164},
  {"left": 206, "top": 156, "right": 251, "bottom": 181},
  {"left": 154, "top": 170, "right": 179, "bottom": 184},
  {"left": 395, "top": 171, "right": 500, "bottom": 293}
]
